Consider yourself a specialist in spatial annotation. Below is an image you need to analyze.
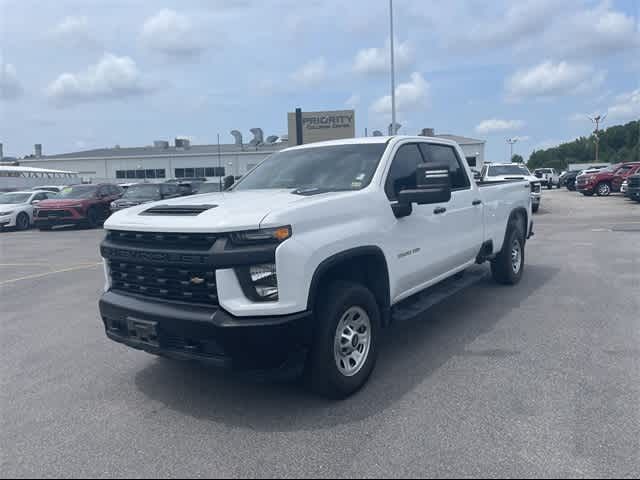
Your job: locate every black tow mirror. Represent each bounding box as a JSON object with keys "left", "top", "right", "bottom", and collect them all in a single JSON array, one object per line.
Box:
[{"left": 397, "top": 163, "right": 452, "bottom": 206}]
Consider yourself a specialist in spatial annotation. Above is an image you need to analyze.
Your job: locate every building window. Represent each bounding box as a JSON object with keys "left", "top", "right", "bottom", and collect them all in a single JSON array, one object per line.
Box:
[
  {"left": 156, "top": 169, "right": 166, "bottom": 178},
  {"left": 205, "top": 167, "right": 215, "bottom": 177},
  {"left": 116, "top": 170, "right": 126, "bottom": 179},
  {"left": 466, "top": 156, "right": 477, "bottom": 167},
  {"left": 185, "top": 168, "right": 195, "bottom": 177},
  {"left": 126, "top": 170, "right": 136, "bottom": 179},
  {"left": 175, "top": 168, "right": 185, "bottom": 178},
  {"left": 214, "top": 166, "right": 225, "bottom": 176},
  {"left": 145, "top": 169, "right": 156, "bottom": 179},
  {"left": 136, "top": 169, "right": 146, "bottom": 179},
  {"left": 195, "top": 167, "right": 205, "bottom": 177}
]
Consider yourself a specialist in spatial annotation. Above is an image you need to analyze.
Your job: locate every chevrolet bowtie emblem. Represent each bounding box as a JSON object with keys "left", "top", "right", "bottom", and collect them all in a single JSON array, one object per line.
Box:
[{"left": 190, "top": 276, "right": 205, "bottom": 285}]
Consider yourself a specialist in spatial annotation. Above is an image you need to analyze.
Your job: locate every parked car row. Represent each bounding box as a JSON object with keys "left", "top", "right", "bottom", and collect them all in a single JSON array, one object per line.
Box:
[
  {"left": 0, "top": 179, "right": 226, "bottom": 231},
  {"left": 574, "top": 163, "right": 640, "bottom": 197}
]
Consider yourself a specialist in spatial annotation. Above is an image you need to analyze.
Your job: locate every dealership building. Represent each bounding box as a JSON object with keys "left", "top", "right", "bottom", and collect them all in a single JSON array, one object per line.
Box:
[{"left": 14, "top": 110, "right": 485, "bottom": 182}]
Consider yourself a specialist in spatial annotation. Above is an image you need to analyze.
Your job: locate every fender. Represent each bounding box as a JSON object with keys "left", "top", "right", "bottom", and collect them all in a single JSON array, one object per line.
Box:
[{"left": 306, "top": 246, "right": 392, "bottom": 326}]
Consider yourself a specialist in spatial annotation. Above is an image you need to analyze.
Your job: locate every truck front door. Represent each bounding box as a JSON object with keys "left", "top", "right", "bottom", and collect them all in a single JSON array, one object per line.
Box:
[{"left": 419, "top": 143, "right": 484, "bottom": 274}]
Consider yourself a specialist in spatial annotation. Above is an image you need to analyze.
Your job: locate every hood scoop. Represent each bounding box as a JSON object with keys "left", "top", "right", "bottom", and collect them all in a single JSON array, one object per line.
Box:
[{"left": 140, "top": 204, "right": 218, "bottom": 216}]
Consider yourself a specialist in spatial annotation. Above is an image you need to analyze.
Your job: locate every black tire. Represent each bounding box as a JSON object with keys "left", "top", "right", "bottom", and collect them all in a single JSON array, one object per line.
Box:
[
  {"left": 307, "top": 281, "right": 380, "bottom": 399},
  {"left": 491, "top": 220, "right": 525, "bottom": 285},
  {"left": 582, "top": 192, "right": 593, "bottom": 196},
  {"left": 532, "top": 203, "right": 539, "bottom": 213},
  {"left": 86, "top": 207, "right": 99, "bottom": 228},
  {"left": 547, "top": 182, "right": 552, "bottom": 190},
  {"left": 16, "top": 212, "right": 30, "bottom": 230},
  {"left": 596, "top": 182, "right": 611, "bottom": 197},
  {"left": 38, "top": 225, "right": 52, "bottom": 231}
]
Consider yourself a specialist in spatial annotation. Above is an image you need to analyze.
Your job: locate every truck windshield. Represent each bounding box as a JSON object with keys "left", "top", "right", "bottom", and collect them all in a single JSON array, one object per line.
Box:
[
  {"left": 489, "top": 165, "right": 531, "bottom": 176},
  {"left": 233, "top": 144, "right": 387, "bottom": 192}
]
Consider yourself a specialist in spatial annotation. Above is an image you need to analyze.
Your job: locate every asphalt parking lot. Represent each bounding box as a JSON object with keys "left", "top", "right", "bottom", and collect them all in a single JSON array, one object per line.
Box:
[{"left": 1, "top": 190, "right": 639, "bottom": 478}]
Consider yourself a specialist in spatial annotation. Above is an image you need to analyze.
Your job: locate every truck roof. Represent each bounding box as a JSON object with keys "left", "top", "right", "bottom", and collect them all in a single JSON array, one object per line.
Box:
[{"left": 283, "top": 135, "right": 460, "bottom": 152}]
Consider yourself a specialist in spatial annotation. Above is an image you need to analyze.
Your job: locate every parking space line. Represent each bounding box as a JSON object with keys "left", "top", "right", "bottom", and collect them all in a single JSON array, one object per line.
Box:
[{"left": 0, "top": 262, "right": 102, "bottom": 286}]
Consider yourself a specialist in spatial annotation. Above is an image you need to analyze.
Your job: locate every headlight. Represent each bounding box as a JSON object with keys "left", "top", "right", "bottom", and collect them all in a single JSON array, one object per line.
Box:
[
  {"left": 230, "top": 226, "right": 292, "bottom": 245},
  {"left": 243, "top": 263, "right": 278, "bottom": 300},
  {"left": 0, "top": 210, "right": 14, "bottom": 216},
  {"left": 589, "top": 175, "right": 598, "bottom": 181}
]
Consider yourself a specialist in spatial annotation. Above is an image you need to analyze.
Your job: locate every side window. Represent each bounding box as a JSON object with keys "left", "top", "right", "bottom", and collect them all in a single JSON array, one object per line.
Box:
[
  {"left": 97, "top": 186, "right": 109, "bottom": 197},
  {"left": 419, "top": 143, "right": 470, "bottom": 190},
  {"left": 34, "top": 192, "right": 47, "bottom": 201},
  {"left": 385, "top": 144, "right": 423, "bottom": 201},
  {"left": 111, "top": 185, "right": 122, "bottom": 196}
]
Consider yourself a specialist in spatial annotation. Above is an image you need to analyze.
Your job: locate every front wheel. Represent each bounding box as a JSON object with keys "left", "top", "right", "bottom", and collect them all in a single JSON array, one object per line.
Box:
[
  {"left": 596, "top": 182, "right": 611, "bottom": 196},
  {"left": 491, "top": 223, "right": 525, "bottom": 285},
  {"left": 86, "top": 207, "right": 100, "bottom": 228},
  {"left": 307, "top": 281, "right": 380, "bottom": 399},
  {"left": 16, "top": 212, "right": 30, "bottom": 230}
]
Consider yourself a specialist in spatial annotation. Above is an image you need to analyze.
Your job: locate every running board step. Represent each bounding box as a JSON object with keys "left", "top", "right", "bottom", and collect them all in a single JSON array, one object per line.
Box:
[{"left": 391, "top": 267, "right": 488, "bottom": 323}]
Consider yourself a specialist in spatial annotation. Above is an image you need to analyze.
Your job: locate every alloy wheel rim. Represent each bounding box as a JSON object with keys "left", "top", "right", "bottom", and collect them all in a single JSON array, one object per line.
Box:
[
  {"left": 511, "top": 239, "right": 522, "bottom": 274},
  {"left": 334, "top": 306, "right": 371, "bottom": 377}
]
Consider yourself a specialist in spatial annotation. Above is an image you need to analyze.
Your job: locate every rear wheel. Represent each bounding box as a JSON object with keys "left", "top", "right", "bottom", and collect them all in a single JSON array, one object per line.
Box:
[
  {"left": 596, "top": 182, "right": 611, "bottom": 196},
  {"left": 16, "top": 212, "right": 30, "bottom": 230},
  {"left": 307, "top": 281, "right": 380, "bottom": 399},
  {"left": 491, "top": 221, "right": 525, "bottom": 285}
]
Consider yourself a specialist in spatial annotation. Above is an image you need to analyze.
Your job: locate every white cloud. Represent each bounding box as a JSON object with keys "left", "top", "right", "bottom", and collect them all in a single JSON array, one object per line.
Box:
[
  {"left": 45, "top": 54, "right": 149, "bottom": 106},
  {"left": 370, "top": 72, "right": 429, "bottom": 114},
  {"left": 141, "top": 9, "right": 204, "bottom": 57},
  {"left": 476, "top": 119, "right": 525, "bottom": 135},
  {"left": 506, "top": 61, "right": 605, "bottom": 100},
  {"left": 606, "top": 89, "right": 640, "bottom": 123},
  {"left": 51, "top": 16, "right": 94, "bottom": 47},
  {"left": 345, "top": 93, "right": 360, "bottom": 108},
  {"left": 552, "top": 1, "right": 639, "bottom": 57},
  {"left": 353, "top": 39, "right": 413, "bottom": 74},
  {"left": 291, "top": 57, "right": 327, "bottom": 86},
  {"left": 0, "top": 63, "right": 22, "bottom": 100}
]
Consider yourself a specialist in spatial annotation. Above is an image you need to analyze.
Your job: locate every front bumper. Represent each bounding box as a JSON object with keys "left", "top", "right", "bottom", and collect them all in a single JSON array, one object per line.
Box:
[
  {"left": 0, "top": 213, "right": 16, "bottom": 228},
  {"left": 99, "top": 290, "right": 313, "bottom": 374},
  {"left": 576, "top": 182, "right": 595, "bottom": 193}
]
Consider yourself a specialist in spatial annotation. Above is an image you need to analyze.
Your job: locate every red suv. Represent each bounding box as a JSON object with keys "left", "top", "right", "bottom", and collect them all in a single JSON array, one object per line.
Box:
[
  {"left": 612, "top": 164, "right": 640, "bottom": 192},
  {"left": 577, "top": 163, "right": 640, "bottom": 196},
  {"left": 34, "top": 184, "right": 123, "bottom": 230}
]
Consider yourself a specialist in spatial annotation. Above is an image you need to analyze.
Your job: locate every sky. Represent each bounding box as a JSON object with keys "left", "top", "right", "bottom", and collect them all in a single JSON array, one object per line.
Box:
[{"left": 1, "top": 0, "right": 639, "bottom": 162}]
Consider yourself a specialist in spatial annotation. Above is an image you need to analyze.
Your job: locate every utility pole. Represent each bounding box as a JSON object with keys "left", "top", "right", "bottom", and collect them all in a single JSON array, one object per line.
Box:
[
  {"left": 507, "top": 138, "right": 518, "bottom": 162},
  {"left": 588, "top": 114, "right": 606, "bottom": 163},
  {"left": 217, "top": 133, "right": 222, "bottom": 191},
  {"left": 389, "top": 0, "right": 397, "bottom": 135}
]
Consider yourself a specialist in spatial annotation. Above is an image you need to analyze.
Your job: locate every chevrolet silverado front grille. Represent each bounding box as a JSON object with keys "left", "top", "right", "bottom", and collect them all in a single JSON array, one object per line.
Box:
[{"left": 109, "top": 261, "right": 218, "bottom": 306}]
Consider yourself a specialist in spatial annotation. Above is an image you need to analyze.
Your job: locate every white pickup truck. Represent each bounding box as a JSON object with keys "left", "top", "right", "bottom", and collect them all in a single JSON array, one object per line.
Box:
[
  {"left": 481, "top": 163, "right": 542, "bottom": 212},
  {"left": 99, "top": 136, "right": 533, "bottom": 398}
]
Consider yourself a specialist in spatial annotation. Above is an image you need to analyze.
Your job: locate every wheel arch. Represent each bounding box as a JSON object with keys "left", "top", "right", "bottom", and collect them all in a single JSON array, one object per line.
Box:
[{"left": 307, "top": 246, "right": 391, "bottom": 327}]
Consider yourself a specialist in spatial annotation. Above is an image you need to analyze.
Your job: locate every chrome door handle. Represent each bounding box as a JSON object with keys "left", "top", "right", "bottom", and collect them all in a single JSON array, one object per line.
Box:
[
  {"left": 472, "top": 199, "right": 482, "bottom": 206},
  {"left": 433, "top": 207, "right": 446, "bottom": 214}
]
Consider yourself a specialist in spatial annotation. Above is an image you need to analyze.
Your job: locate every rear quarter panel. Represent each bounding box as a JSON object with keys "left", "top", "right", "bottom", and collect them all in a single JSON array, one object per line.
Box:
[{"left": 480, "top": 181, "right": 530, "bottom": 253}]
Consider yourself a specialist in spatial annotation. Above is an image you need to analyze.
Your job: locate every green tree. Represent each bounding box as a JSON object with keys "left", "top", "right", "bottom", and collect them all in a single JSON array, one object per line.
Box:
[{"left": 511, "top": 154, "right": 524, "bottom": 163}]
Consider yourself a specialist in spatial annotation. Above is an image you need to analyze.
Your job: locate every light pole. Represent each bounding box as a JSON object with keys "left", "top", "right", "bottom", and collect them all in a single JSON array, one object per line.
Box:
[
  {"left": 389, "top": 0, "right": 397, "bottom": 135},
  {"left": 588, "top": 114, "right": 606, "bottom": 163},
  {"left": 507, "top": 138, "right": 519, "bottom": 162}
]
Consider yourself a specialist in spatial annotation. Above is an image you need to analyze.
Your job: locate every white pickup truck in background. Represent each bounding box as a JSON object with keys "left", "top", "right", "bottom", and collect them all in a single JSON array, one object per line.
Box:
[
  {"left": 100, "top": 136, "right": 533, "bottom": 398},
  {"left": 481, "top": 163, "right": 542, "bottom": 212}
]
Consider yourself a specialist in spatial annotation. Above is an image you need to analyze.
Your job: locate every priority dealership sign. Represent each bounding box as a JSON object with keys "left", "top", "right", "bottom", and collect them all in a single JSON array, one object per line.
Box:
[{"left": 288, "top": 109, "right": 356, "bottom": 146}]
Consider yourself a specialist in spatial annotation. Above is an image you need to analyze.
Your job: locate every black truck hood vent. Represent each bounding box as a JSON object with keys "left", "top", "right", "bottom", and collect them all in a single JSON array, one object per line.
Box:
[{"left": 140, "top": 204, "right": 218, "bottom": 216}]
